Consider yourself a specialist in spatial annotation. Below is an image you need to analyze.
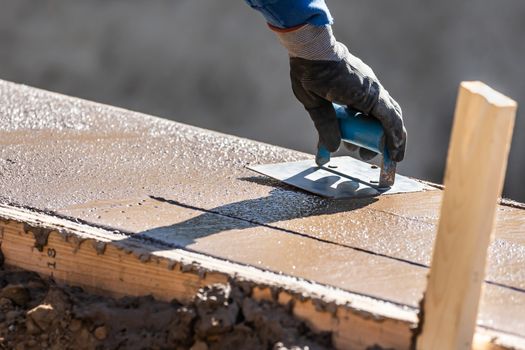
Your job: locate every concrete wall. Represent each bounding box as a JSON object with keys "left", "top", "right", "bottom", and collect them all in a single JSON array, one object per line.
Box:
[{"left": 1, "top": 0, "right": 524, "bottom": 200}]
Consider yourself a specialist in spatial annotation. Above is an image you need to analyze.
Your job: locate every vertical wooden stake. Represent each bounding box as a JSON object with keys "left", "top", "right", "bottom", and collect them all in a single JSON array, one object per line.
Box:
[{"left": 416, "top": 81, "right": 517, "bottom": 350}]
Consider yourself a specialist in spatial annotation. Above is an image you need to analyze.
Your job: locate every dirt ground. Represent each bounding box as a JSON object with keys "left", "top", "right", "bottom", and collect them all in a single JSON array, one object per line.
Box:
[{"left": 0, "top": 263, "right": 332, "bottom": 350}]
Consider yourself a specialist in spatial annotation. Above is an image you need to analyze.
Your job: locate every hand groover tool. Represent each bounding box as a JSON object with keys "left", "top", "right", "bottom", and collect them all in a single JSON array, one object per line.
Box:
[
  {"left": 248, "top": 104, "right": 429, "bottom": 199},
  {"left": 317, "top": 104, "right": 396, "bottom": 189}
]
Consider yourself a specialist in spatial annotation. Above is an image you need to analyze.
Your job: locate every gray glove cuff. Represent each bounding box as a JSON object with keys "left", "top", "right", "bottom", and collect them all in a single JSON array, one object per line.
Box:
[{"left": 272, "top": 24, "right": 348, "bottom": 61}]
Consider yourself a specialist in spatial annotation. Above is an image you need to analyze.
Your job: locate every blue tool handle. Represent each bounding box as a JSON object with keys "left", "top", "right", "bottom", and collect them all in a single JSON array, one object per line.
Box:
[
  {"left": 333, "top": 103, "right": 384, "bottom": 154},
  {"left": 315, "top": 103, "right": 396, "bottom": 188}
]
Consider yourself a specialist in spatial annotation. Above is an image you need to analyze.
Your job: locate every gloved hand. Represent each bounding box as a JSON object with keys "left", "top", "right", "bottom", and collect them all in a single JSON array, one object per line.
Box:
[{"left": 271, "top": 24, "right": 407, "bottom": 165}]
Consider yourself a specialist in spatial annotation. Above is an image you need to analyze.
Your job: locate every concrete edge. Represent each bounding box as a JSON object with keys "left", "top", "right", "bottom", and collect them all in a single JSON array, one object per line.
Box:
[{"left": 0, "top": 204, "right": 523, "bottom": 350}]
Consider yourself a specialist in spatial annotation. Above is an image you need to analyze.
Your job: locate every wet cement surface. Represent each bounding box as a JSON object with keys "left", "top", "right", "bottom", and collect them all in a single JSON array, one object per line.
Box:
[{"left": 1, "top": 80, "right": 524, "bottom": 336}]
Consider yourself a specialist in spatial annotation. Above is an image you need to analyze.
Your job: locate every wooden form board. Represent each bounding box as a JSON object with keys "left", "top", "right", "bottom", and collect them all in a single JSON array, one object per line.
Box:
[
  {"left": 0, "top": 204, "right": 522, "bottom": 350},
  {"left": 0, "top": 205, "right": 415, "bottom": 350},
  {"left": 417, "top": 82, "right": 518, "bottom": 349}
]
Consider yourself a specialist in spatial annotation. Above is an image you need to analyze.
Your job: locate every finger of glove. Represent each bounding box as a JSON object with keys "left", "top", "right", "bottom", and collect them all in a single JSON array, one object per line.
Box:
[
  {"left": 345, "top": 51, "right": 378, "bottom": 81},
  {"left": 298, "top": 59, "right": 380, "bottom": 116},
  {"left": 291, "top": 73, "right": 341, "bottom": 153},
  {"left": 306, "top": 102, "right": 341, "bottom": 152},
  {"left": 370, "top": 90, "right": 407, "bottom": 162}
]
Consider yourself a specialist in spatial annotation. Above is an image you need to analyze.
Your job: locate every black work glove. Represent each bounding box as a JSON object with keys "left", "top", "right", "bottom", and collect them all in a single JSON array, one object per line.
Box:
[{"left": 271, "top": 24, "right": 407, "bottom": 164}]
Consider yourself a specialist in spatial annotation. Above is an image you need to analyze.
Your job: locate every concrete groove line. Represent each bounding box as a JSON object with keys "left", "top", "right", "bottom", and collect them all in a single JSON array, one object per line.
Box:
[
  {"left": 0, "top": 202, "right": 421, "bottom": 315},
  {"left": 4, "top": 199, "right": 524, "bottom": 295},
  {"left": 127, "top": 232, "right": 421, "bottom": 311},
  {"left": 5, "top": 198, "right": 525, "bottom": 295},
  {"left": 149, "top": 195, "right": 430, "bottom": 268},
  {"left": 148, "top": 196, "right": 525, "bottom": 295}
]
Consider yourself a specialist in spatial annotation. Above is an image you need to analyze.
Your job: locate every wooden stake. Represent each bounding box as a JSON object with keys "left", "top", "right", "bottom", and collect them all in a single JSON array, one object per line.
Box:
[{"left": 417, "top": 82, "right": 517, "bottom": 349}]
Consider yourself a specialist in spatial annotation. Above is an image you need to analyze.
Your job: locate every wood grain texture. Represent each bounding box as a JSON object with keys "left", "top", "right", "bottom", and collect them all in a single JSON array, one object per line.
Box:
[
  {"left": 0, "top": 221, "right": 228, "bottom": 302},
  {"left": 417, "top": 82, "right": 517, "bottom": 350}
]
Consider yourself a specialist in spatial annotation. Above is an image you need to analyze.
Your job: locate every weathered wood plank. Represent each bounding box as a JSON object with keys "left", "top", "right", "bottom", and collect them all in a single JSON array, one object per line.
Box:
[{"left": 417, "top": 82, "right": 517, "bottom": 350}]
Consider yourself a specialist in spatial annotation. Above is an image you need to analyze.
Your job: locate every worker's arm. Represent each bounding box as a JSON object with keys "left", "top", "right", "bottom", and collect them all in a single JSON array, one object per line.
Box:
[
  {"left": 245, "top": 0, "right": 407, "bottom": 162},
  {"left": 244, "top": 0, "right": 333, "bottom": 29}
]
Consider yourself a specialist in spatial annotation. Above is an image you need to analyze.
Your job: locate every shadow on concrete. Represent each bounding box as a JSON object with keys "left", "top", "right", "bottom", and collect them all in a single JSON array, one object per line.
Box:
[{"left": 136, "top": 177, "right": 377, "bottom": 247}]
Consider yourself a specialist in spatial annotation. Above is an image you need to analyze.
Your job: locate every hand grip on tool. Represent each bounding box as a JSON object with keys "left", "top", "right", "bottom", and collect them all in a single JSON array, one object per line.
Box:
[{"left": 316, "top": 103, "right": 397, "bottom": 189}]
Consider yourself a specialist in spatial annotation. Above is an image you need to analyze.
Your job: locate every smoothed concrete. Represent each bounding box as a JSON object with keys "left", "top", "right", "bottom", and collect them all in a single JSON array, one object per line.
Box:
[{"left": 0, "top": 80, "right": 524, "bottom": 337}]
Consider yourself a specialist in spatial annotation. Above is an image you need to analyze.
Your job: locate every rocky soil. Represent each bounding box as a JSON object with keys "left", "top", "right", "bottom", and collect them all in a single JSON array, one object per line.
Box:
[{"left": 0, "top": 266, "right": 332, "bottom": 350}]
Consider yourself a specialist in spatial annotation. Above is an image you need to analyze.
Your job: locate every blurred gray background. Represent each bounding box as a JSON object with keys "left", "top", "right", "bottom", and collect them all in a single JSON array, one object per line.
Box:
[{"left": 1, "top": 0, "right": 524, "bottom": 200}]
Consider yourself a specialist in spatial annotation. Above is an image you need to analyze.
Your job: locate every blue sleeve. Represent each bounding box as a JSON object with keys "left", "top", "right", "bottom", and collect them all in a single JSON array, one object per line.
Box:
[{"left": 244, "top": 0, "right": 333, "bottom": 29}]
